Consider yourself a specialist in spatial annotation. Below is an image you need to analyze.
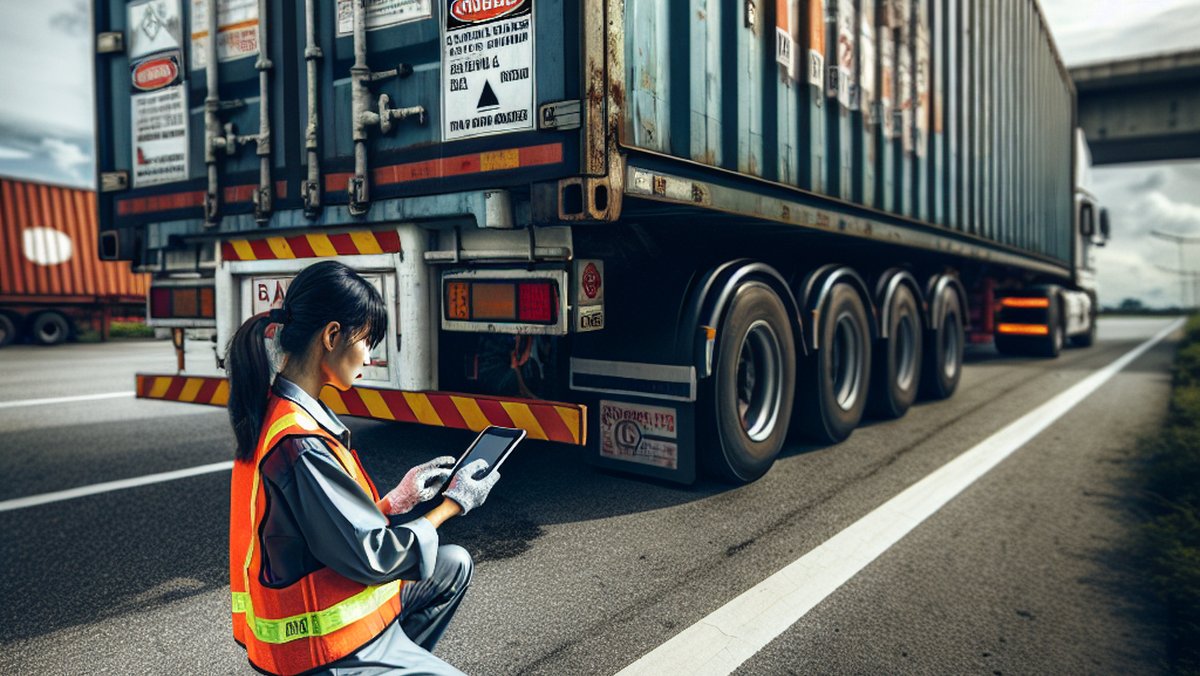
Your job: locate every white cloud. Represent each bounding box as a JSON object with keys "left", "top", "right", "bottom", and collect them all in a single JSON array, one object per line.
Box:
[
  {"left": 1143, "top": 192, "right": 1200, "bottom": 233},
  {"left": 0, "top": 145, "right": 32, "bottom": 160},
  {"left": 39, "top": 137, "right": 90, "bottom": 183}
]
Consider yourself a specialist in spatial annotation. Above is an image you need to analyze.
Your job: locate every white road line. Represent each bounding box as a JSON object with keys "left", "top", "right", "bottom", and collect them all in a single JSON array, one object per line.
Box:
[
  {"left": 0, "top": 461, "right": 233, "bottom": 513},
  {"left": 0, "top": 391, "right": 135, "bottom": 410},
  {"left": 616, "top": 318, "right": 1185, "bottom": 676}
]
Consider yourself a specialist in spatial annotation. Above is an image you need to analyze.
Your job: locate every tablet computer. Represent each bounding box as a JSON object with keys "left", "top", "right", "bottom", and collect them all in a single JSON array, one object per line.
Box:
[{"left": 446, "top": 426, "right": 526, "bottom": 481}]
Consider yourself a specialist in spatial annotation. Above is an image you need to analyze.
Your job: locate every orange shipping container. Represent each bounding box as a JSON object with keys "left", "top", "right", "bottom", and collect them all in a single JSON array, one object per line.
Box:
[{"left": 0, "top": 177, "right": 148, "bottom": 301}]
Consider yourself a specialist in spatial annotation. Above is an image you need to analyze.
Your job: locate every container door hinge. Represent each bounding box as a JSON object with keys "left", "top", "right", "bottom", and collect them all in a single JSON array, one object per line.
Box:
[
  {"left": 100, "top": 171, "right": 128, "bottom": 192},
  {"left": 97, "top": 32, "right": 124, "bottom": 54}
]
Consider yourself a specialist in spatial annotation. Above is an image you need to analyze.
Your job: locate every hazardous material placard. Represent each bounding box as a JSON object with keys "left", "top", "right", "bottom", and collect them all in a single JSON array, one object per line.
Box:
[
  {"left": 190, "top": 0, "right": 259, "bottom": 68},
  {"left": 336, "top": 0, "right": 431, "bottom": 36},
  {"left": 131, "top": 84, "right": 189, "bottom": 187},
  {"left": 442, "top": 0, "right": 535, "bottom": 141},
  {"left": 128, "top": 0, "right": 184, "bottom": 61}
]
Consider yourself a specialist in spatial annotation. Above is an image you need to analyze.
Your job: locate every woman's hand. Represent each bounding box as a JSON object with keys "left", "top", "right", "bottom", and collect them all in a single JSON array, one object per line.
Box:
[
  {"left": 378, "top": 456, "right": 456, "bottom": 515},
  {"left": 443, "top": 459, "right": 501, "bottom": 515}
]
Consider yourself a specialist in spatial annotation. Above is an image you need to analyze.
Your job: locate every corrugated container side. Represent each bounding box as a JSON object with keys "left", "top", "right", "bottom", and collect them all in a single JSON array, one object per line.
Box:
[
  {"left": 0, "top": 178, "right": 148, "bottom": 299},
  {"left": 615, "top": 0, "right": 1072, "bottom": 263}
]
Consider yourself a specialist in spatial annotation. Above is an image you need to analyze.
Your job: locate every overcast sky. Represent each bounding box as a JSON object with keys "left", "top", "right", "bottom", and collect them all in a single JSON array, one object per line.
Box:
[{"left": 0, "top": 0, "right": 1197, "bottom": 307}]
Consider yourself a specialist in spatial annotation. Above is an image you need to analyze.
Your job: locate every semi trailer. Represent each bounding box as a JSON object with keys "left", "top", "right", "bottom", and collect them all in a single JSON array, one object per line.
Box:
[
  {"left": 94, "top": 0, "right": 1108, "bottom": 483},
  {"left": 0, "top": 177, "right": 148, "bottom": 347}
]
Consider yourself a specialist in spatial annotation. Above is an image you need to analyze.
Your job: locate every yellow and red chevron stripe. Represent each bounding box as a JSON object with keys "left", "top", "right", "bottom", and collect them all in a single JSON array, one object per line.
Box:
[
  {"left": 137, "top": 374, "right": 230, "bottom": 407},
  {"left": 134, "top": 374, "right": 586, "bottom": 445},
  {"left": 221, "top": 230, "right": 401, "bottom": 262}
]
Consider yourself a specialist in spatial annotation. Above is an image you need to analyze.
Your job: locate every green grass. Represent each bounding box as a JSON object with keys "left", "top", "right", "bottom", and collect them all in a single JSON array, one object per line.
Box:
[
  {"left": 108, "top": 320, "right": 156, "bottom": 339},
  {"left": 1144, "top": 314, "right": 1200, "bottom": 672}
]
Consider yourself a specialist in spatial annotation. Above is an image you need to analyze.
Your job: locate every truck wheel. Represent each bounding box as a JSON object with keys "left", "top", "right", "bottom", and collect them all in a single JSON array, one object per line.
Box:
[
  {"left": 30, "top": 312, "right": 70, "bottom": 346},
  {"left": 701, "top": 282, "right": 796, "bottom": 483},
  {"left": 868, "top": 285, "right": 923, "bottom": 419},
  {"left": 921, "top": 290, "right": 964, "bottom": 400},
  {"left": 0, "top": 314, "right": 16, "bottom": 348},
  {"left": 798, "top": 283, "right": 871, "bottom": 443},
  {"left": 1070, "top": 311, "right": 1097, "bottom": 348},
  {"left": 1038, "top": 302, "right": 1064, "bottom": 358}
]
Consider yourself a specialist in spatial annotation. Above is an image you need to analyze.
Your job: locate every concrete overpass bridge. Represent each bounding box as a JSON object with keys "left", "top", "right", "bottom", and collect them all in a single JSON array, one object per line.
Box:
[{"left": 1071, "top": 49, "right": 1200, "bottom": 166}]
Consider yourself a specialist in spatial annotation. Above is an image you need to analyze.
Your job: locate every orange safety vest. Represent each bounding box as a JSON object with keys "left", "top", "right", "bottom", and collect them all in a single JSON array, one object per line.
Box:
[{"left": 230, "top": 394, "right": 402, "bottom": 675}]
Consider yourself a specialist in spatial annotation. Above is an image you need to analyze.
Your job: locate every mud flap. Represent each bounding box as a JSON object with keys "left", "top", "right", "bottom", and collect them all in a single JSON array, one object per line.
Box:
[{"left": 586, "top": 395, "right": 697, "bottom": 484}]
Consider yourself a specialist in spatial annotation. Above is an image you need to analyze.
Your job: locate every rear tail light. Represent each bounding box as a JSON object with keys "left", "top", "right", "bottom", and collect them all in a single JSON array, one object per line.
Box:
[
  {"left": 443, "top": 279, "right": 559, "bottom": 325},
  {"left": 149, "top": 286, "right": 216, "bottom": 320},
  {"left": 518, "top": 282, "right": 555, "bottom": 322}
]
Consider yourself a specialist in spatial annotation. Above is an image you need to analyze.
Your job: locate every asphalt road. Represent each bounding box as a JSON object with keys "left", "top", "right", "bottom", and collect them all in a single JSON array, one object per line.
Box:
[{"left": 0, "top": 317, "right": 1179, "bottom": 674}]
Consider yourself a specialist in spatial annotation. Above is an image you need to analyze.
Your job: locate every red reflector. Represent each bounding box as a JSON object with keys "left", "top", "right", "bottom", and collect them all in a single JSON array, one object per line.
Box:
[
  {"left": 518, "top": 282, "right": 555, "bottom": 323},
  {"left": 150, "top": 287, "right": 171, "bottom": 318}
]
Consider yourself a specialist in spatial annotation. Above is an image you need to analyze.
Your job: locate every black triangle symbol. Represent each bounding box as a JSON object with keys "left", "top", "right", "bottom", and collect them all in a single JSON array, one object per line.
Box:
[{"left": 477, "top": 80, "right": 500, "bottom": 110}]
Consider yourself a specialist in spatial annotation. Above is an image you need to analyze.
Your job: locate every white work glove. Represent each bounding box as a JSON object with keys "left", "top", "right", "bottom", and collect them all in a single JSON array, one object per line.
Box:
[
  {"left": 443, "top": 459, "right": 501, "bottom": 515},
  {"left": 380, "top": 456, "right": 456, "bottom": 515}
]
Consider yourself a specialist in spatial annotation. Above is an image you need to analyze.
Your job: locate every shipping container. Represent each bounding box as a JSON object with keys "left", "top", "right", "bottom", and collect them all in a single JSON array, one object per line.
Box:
[
  {"left": 0, "top": 177, "right": 149, "bottom": 346},
  {"left": 95, "top": 0, "right": 1106, "bottom": 487}
]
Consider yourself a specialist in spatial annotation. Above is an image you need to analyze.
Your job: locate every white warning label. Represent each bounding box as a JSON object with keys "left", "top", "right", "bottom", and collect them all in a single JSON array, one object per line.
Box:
[
  {"left": 131, "top": 84, "right": 189, "bottom": 187},
  {"left": 336, "top": 0, "right": 432, "bottom": 36},
  {"left": 599, "top": 400, "right": 679, "bottom": 470},
  {"left": 190, "top": 0, "right": 259, "bottom": 68},
  {"left": 127, "top": 0, "right": 184, "bottom": 61},
  {"left": 442, "top": 0, "right": 535, "bottom": 141}
]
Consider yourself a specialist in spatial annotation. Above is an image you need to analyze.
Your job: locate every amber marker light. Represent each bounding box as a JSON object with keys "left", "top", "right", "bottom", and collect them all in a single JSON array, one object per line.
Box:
[
  {"left": 1000, "top": 297, "right": 1050, "bottom": 309},
  {"left": 997, "top": 323, "right": 1050, "bottom": 336},
  {"left": 446, "top": 281, "right": 470, "bottom": 320}
]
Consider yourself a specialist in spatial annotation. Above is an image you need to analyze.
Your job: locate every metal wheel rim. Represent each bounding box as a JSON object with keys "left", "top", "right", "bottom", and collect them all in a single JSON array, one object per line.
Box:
[
  {"left": 831, "top": 312, "right": 864, "bottom": 411},
  {"left": 941, "top": 312, "right": 960, "bottom": 379},
  {"left": 736, "top": 320, "right": 784, "bottom": 443},
  {"left": 895, "top": 314, "right": 917, "bottom": 391},
  {"left": 38, "top": 322, "right": 61, "bottom": 342}
]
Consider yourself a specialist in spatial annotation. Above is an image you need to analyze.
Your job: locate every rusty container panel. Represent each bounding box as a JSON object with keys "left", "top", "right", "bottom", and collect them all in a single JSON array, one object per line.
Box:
[
  {"left": 732, "top": 0, "right": 766, "bottom": 176},
  {"left": 825, "top": 0, "right": 854, "bottom": 199},
  {"left": 690, "top": 0, "right": 725, "bottom": 166},
  {"left": 894, "top": 0, "right": 913, "bottom": 217},
  {"left": 804, "top": 0, "right": 829, "bottom": 192},
  {"left": 0, "top": 178, "right": 149, "bottom": 300},
  {"left": 856, "top": 0, "right": 877, "bottom": 206},
  {"left": 775, "top": 0, "right": 801, "bottom": 186},
  {"left": 627, "top": 0, "right": 672, "bottom": 153},
  {"left": 875, "top": 0, "right": 895, "bottom": 210},
  {"left": 913, "top": 0, "right": 929, "bottom": 221},
  {"left": 929, "top": 0, "right": 944, "bottom": 225}
]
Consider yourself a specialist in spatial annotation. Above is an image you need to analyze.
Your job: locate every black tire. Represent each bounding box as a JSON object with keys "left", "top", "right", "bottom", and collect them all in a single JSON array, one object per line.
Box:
[
  {"left": 1070, "top": 310, "right": 1097, "bottom": 348},
  {"left": 920, "top": 290, "right": 964, "bottom": 400},
  {"left": 798, "top": 283, "right": 871, "bottom": 443},
  {"left": 30, "top": 312, "right": 70, "bottom": 346},
  {"left": 0, "top": 313, "right": 16, "bottom": 348},
  {"left": 1037, "top": 301, "right": 1064, "bottom": 358},
  {"left": 700, "top": 282, "right": 797, "bottom": 483},
  {"left": 868, "top": 285, "right": 923, "bottom": 419}
]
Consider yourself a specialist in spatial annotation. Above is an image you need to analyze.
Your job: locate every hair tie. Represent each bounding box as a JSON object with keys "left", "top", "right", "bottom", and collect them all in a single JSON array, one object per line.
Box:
[{"left": 268, "top": 307, "right": 289, "bottom": 325}]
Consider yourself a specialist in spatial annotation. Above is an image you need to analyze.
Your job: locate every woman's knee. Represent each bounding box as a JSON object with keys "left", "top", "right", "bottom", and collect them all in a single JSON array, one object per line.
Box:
[{"left": 437, "top": 544, "right": 473, "bottom": 588}]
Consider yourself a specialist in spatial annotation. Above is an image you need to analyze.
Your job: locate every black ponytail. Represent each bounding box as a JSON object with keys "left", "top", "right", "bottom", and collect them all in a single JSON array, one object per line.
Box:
[{"left": 226, "top": 260, "right": 388, "bottom": 460}]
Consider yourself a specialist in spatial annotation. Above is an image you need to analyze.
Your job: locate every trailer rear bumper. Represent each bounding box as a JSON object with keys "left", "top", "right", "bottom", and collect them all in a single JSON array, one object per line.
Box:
[{"left": 135, "top": 374, "right": 586, "bottom": 445}]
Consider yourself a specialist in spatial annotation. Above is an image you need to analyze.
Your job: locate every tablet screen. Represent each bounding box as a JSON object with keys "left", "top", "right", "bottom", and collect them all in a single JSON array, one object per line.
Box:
[{"left": 449, "top": 426, "right": 526, "bottom": 479}]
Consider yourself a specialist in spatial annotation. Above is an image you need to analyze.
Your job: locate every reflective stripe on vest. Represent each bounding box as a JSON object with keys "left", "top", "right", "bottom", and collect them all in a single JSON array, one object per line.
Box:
[
  {"left": 231, "top": 580, "right": 400, "bottom": 644},
  {"left": 230, "top": 400, "right": 401, "bottom": 672}
]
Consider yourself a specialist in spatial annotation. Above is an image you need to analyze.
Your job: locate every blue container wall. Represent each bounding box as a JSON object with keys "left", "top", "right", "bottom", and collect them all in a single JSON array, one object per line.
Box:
[
  {"left": 96, "top": 0, "right": 581, "bottom": 232},
  {"left": 619, "top": 0, "right": 1073, "bottom": 264}
]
